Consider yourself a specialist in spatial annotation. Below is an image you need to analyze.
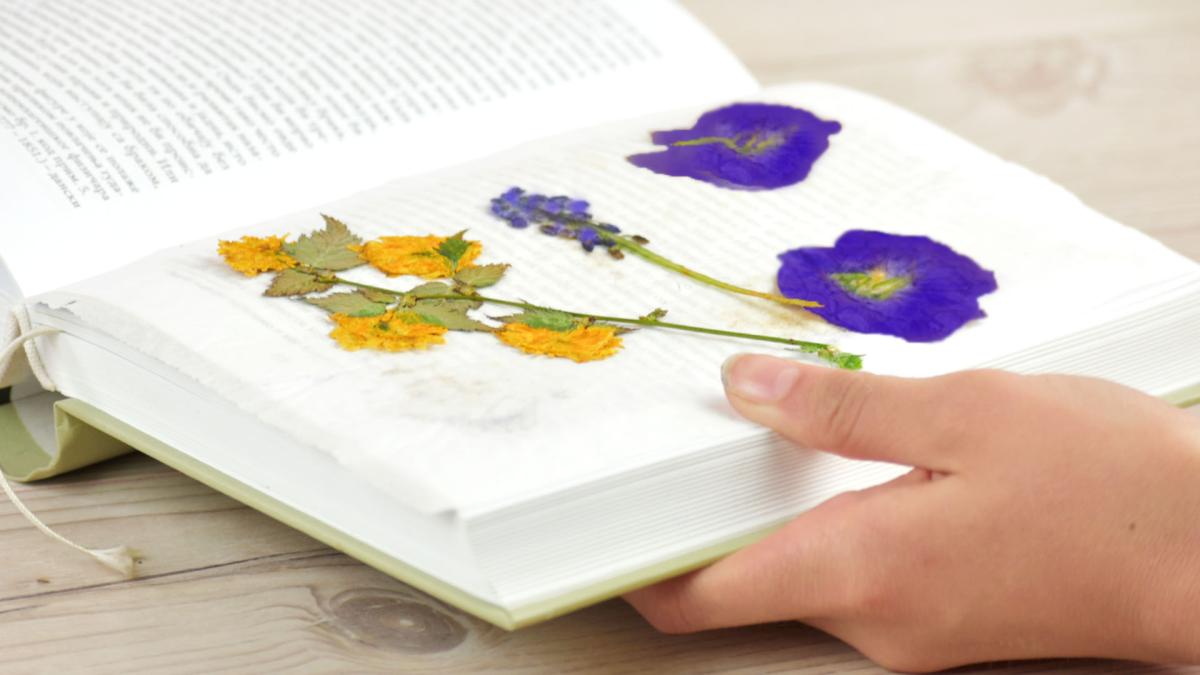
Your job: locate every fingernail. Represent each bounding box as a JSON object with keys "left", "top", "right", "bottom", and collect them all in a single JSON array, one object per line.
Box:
[{"left": 721, "top": 354, "right": 803, "bottom": 404}]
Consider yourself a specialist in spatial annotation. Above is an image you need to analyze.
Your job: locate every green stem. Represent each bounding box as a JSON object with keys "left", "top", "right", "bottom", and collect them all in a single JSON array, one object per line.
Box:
[
  {"left": 332, "top": 276, "right": 860, "bottom": 369},
  {"left": 545, "top": 212, "right": 819, "bottom": 308},
  {"left": 611, "top": 235, "right": 820, "bottom": 308}
]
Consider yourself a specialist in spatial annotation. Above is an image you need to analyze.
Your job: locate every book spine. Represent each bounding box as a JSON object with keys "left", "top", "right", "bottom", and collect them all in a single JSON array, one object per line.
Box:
[{"left": 0, "top": 302, "right": 67, "bottom": 481}]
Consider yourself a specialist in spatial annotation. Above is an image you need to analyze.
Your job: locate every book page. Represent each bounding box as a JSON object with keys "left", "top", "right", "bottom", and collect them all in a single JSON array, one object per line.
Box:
[
  {"left": 34, "top": 83, "right": 1199, "bottom": 514},
  {"left": 0, "top": 256, "right": 27, "bottom": 387},
  {"left": 0, "top": 0, "right": 755, "bottom": 296}
]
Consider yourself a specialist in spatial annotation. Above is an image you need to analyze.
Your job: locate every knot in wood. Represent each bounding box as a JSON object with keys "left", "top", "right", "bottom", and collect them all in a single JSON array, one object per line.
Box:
[{"left": 323, "top": 588, "right": 467, "bottom": 653}]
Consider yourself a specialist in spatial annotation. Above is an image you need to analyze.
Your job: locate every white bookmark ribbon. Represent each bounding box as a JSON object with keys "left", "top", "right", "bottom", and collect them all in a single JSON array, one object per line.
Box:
[{"left": 0, "top": 315, "right": 138, "bottom": 579}]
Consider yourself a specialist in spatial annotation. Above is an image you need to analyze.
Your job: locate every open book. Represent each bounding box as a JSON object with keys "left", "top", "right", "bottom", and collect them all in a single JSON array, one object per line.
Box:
[{"left": 2, "top": 1, "right": 1198, "bottom": 629}]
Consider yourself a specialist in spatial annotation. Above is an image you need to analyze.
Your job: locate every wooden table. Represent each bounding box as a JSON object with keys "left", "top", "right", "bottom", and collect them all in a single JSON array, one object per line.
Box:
[{"left": 3, "top": 2, "right": 1198, "bottom": 672}]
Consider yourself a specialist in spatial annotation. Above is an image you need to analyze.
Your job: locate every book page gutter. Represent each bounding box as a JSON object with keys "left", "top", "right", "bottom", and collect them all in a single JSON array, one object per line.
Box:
[{"left": 0, "top": 0, "right": 755, "bottom": 297}]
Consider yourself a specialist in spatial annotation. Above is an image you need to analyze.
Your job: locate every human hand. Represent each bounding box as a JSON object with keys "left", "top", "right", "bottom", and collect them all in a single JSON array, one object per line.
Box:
[{"left": 625, "top": 354, "right": 1200, "bottom": 671}]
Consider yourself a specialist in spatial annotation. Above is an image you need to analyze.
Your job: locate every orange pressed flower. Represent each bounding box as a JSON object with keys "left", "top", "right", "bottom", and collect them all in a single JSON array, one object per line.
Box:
[
  {"left": 356, "top": 235, "right": 482, "bottom": 278},
  {"left": 495, "top": 323, "right": 622, "bottom": 363},
  {"left": 329, "top": 311, "right": 447, "bottom": 352},
  {"left": 217, "top": 235, "right": 296, "bottom": 276}
]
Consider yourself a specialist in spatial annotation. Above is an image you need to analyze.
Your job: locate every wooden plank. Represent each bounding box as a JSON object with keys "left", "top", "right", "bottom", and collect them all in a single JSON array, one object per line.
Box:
[
  {"left": 3, "top": 1, "right": 1199, "bottom": 671},
  {"left": 0, "top": 497, "right": 1191, "bottom": 673},
  {"left": 0, "top": 455, "right": 322, "bottom": 596}
]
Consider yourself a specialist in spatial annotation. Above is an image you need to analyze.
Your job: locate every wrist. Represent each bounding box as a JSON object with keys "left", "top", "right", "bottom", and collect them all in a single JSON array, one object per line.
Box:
[{"left": 1135, "top": 430, "right": 1200, "bottom": 663}]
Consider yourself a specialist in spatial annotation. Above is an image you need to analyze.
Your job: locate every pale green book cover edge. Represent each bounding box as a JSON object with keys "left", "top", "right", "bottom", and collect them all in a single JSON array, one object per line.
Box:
[
  {"left": 0, "top": 396, "right": 130, "bottom": 480},
  {"left": 2, "top": 382, "right": 1198, "bottom": 629},
  {"left": 3, "top": 398, "right": 784, "bottom": 630}
]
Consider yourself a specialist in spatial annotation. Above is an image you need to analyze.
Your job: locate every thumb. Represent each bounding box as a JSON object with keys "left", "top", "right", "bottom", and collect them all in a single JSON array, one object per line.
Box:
[{"left": 722, "top": 354, "right": 967, "bottom": 471}]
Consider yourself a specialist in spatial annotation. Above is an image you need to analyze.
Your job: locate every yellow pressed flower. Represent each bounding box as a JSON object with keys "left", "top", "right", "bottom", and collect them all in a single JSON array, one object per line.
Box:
[
  {"left": 329, "top": 311, "right": 447, "bottom": 352},
  {"left": 356, "top": 235, "right": 482, "bottom": 278},
  {"left": 217, "top": 235, "right": 296, "bottom": 276},
  {"left": 496, "top": 323, "right": 622, "bottom": 363}
]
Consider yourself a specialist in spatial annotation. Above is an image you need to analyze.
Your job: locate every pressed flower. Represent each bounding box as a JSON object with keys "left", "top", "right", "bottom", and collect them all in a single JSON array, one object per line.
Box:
[
  {"left": 490, "top": 187, "right": 617, "bottom": 253},
  {"left": 217, "top": 235, "right": 296, "bottom": 276},
  {"left": 487, "top": 187, "right": 820, "bottom": 307},
  {"left": 495, "top": 322, "right": 623, "bottom": 363},
  {"left": 329, "top": 310, "right": 447, "bottom": 351},
  {"left": 627, "top": 103, "right": 841, "bottom": 190},
  {"left": 221, "top": 216, "right": 860, "bottom": 369},
  {"left": 777, "top": 230, "right": 997, "bottom": 342},
  {"left": 357, "top": 235, "right": 482, "bottom": 278}
]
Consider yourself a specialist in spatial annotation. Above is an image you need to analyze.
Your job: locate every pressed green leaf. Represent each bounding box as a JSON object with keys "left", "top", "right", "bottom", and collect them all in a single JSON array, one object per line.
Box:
[
  {"left": 407, "top": 281, "right": 480, "bottom": 313},
  {"left": 826, "top": 350, "right": 863, "bottom": 370},
  {"left": 414, "top": 303, "right": 489, "bottom": 332},
  {"left": 454, "top": 263, "right": 509, "bottom": 288},
  {"left": 418, "top": 295, "right": 481, "bottom": 312},
  {"left": 283, "top": 215, "right": 364, "bottom": 271},
  {"left": 305, "top": 291, "right": 387, "bottom": 317},
  {"left": 362, "top": 288, "right": 399, "bottom": 303},
  {"left": 790, "top": 345, "right": 864, "bottom": 371},
  {"left": 407, "top": 281, "right": 452, "bottom": 298},
  {"left": 436, "top": 230, "right": 471, "bottom": 269},
  {"left": 503, "top": 308, "right": 578, "bottom": 332},
  {"left": 638, "top": 308, "right": 669, "bottom": 322},
  {"left": 264, "top": 269, "right": 333, "bottom": 297}
]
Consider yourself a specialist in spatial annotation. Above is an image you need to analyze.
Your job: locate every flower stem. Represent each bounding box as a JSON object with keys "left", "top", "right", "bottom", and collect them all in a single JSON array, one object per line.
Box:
[
  {"left": 610, "top": 234, "right": 821, "bottom": 308},
  {"left": 333, "top": 276, "right": 860, "bottom": 369},
  {"left": 548, "top": 211, "right": 820, "bottom": 308}
]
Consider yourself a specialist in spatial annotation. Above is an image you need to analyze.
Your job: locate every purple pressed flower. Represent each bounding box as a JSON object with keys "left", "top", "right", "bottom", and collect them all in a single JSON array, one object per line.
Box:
[
  {"left": 488, "top": 186, "right": 625, "bottom": 253},
  {"left": 490, "top": 191, "right": 530, "bottom": 228},
  {"left": 627, "top": 103, "right": 841, "bottom": 191},
  {"left": 578, "top": 227, "right": 601, "bottom": 251},
  {"left": 777, "top": 230, "right": 997, "bottom": 342}
]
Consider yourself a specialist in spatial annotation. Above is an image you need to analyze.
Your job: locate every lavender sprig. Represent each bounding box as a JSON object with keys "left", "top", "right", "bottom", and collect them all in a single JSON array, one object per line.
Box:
[{"left": 488, "top": 187, "right": 820, "bottom": 308}]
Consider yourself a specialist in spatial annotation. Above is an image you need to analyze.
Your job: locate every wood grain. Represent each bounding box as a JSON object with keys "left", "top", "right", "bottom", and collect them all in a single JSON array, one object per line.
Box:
[{"left": 4, "top": 2, "right": 1199, "bottom": 672}]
